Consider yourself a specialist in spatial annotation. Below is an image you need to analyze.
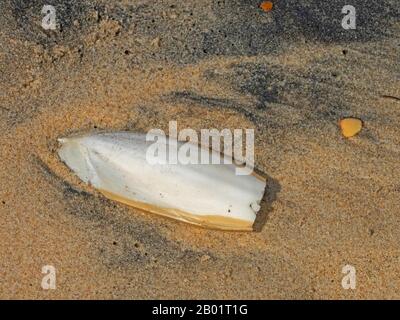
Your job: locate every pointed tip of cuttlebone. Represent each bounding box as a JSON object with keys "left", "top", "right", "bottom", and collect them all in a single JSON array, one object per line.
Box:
[{"left": 57, "top": 137, "right": 68, "bottom": 144}]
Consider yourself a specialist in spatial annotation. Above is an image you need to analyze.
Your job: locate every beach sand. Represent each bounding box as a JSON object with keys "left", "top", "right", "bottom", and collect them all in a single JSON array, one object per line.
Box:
[{"left": 0, "top": 0, "right": 399, "bottom": 299}]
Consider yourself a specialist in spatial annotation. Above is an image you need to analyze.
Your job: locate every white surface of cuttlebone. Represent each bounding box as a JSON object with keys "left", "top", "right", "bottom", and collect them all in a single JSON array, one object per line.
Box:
[{"left": 58, "top": 132, "right": 266, "bottom": 231}]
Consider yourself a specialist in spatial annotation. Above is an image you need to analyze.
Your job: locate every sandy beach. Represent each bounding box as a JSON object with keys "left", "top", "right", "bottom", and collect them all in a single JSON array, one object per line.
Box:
[{"left": 0, "top": 0, "right": 399, "bottom": 299}]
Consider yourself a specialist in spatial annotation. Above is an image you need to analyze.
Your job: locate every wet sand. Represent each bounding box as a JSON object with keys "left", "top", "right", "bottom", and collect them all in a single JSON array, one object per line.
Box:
[{"left": 0, "top": 0, "right": 400, "bottom": 299}]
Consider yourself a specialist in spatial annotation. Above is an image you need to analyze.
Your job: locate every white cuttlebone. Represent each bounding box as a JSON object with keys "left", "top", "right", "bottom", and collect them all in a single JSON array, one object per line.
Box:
[{"left": 57, "top": 132, "right": 266, "bottom": 231}]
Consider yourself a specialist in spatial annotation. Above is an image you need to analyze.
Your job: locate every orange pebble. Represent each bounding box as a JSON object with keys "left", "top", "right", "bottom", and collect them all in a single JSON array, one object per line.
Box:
[
  {"left": 260, "top": 1, "right": 273, "bottom": 12},
  {"left": 339, "top": 118, "right": 363, "bottom": 138}
]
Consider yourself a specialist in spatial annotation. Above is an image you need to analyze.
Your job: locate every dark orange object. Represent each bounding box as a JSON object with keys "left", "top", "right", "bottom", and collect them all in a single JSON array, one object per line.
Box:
[{"left": 260, "top": 1, "right": 273, "bottom": 12}]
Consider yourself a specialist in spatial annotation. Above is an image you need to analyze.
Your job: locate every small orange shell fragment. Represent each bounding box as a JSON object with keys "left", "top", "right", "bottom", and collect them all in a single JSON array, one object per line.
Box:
[
  {"left": 339, "top": 118, "right": 363, "bottom": 138},
  {"left": 260, "top": 1, "right": 273, "bottom": 12}
]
